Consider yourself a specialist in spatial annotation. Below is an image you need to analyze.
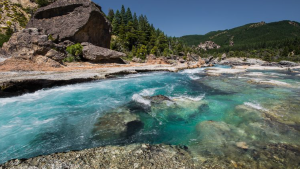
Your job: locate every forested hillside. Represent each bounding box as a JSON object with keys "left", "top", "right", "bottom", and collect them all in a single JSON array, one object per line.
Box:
[
  {"left": 180, "top": 21, "right": 300, "bottom": 62},
  {"left": 180, "top": 21, "right": 300, "bottom": 47},
  {"left": 107, "top": 5, "right": 189, "bottom": 59}
]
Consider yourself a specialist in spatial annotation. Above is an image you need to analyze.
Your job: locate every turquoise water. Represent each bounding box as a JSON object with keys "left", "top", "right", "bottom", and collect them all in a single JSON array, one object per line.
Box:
[{"left": 0, "top": 67, "right": 300, "bottom": 168}]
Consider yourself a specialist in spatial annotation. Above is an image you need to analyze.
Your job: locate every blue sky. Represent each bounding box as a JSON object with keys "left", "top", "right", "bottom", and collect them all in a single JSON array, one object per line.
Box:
[{"left": 94, "top": 0, "right": 300, "bottom": 37}]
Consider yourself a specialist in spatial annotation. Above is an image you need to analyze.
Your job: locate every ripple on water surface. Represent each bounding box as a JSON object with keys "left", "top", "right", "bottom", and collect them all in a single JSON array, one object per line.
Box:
[{"left": 0, "top": 69, "right": 300, "bottom": 168}]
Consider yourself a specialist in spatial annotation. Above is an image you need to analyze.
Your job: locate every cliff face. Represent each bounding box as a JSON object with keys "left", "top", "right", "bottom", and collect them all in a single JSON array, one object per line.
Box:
[{"left": 26, "top": 0, "right": 111, "bottom": 48}]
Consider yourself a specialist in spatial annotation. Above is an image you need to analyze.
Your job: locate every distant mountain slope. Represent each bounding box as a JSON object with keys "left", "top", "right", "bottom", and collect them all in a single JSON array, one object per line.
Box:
[{"left": 180, "top": 20, "right": 300, "bottom": 47}]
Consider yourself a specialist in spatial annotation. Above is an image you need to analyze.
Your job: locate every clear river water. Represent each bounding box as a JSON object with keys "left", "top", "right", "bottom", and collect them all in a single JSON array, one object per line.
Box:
[{"left": 1, "top": 66, "right": 300, "bottom": 168}]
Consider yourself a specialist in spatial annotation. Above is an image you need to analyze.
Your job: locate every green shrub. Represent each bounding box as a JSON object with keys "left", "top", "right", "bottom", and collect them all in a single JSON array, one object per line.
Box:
[
  {"left": 35, "top": 0, "right": 55, "bottom": 7},
  {"left": 64, "top": 43, "right": 83, "bottom": 62},
  {"left": 63, "top": 55, "right": 76, "bottom": 63},
  {"left": 66, "top": 43, "right": 83, "bottom": 56},
  {"left": 48, "top": 34, "right": 54, "bottom": 41},
  {"left": 0, "top": 28, "right": 13, "bottom": 47}
]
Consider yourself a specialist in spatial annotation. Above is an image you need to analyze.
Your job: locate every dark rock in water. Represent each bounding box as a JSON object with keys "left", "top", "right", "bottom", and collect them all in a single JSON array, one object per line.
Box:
[
  {"left": 27, "top": 0, "right": 111, "bottom": 48},
  {"left": 198, "top": 103, "right": 209, "bottom": 112},
  {"left": 278, "top": 61, "right": 299, "bottom": 67},
  {"left": 93, "top": 109, "right": 143, "bottom": 140},
  {"left": 145, "top": 95, "right": 173, "bottom": 104},
  {"left": 81, "top": 42, "right": 126, "bottom": 63}
]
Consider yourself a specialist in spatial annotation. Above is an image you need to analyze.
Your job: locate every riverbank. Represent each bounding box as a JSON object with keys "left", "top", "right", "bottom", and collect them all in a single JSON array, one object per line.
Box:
[
  {"left": 1, "top": 60, "right": 300, "bottom": 98},
  {"left": 0, "top": 62, "right": 199, "bottom": 98},
  {"left": 0, "top": 144, "right": 195, "bottom": 169}
]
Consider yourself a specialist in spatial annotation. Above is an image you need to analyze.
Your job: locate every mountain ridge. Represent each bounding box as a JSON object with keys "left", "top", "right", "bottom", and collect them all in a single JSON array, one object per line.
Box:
[{"left": 180, "top": 20, "right": 300, "bottom": 47}]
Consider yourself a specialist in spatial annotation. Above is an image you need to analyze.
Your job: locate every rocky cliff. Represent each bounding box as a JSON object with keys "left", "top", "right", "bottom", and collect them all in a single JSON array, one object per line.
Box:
[
  {"left": 1, "top": 0, "right": 126, "bottom": 70},
  {"left": 27, "top": 0, "right": 111, "bottom": 48}
]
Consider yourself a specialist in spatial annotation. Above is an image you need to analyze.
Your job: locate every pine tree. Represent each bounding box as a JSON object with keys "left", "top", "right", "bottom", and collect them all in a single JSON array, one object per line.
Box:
[
  {"left": 121, "top": 5, "right": 126, "bottom": 24},
  {"left": 126, "top": 8, "right": 133, "bottom": 24},
  {"left": 107, "top": 9, "right": 115, "bottom": 22},
  {"left": 112, "top": 10, "right": 121, "bottom": 35},
  {"left": 133, "top": 13, "right": 139, "bottom": 30}
]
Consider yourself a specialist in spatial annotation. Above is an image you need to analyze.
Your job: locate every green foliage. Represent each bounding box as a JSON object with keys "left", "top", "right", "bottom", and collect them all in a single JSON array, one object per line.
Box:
[
  {"left": 178, "top": 21, "right": 300, "bottom": 62},
  {"left": 0, "top": 28, "right": 13, "bottom": 47},
  {"left": 107, "top": 9, "right": 114, "bottom": 22},
  {"left": 150, "top": 46, "right": 158, "bottom": 56},
  {"left": 48, "top": 34, "right": 54, "bottom": 41},
  {"left": 112, "top": 10, "right": 121, "bottom": 35},
  {"left": 66, "top": 43, "right": 83, "bottom": 56},
  {"left": 63, "top": 55, "right": 76, "bottom": 63},
  {"left": 137, "top": 45, "right": 147, "bottom": 59},
  {"left": 109, "top": 5, "right": 189, "bottom": 60},
  {"left": 35, "top": 0, "right": 51, "bottom": 7},
  {"left": 180, "top": 20, "right": 300, "bottom": 47}
]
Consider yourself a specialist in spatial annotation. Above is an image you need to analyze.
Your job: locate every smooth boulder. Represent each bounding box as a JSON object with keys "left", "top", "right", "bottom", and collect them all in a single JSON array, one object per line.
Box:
[
  {"left": 81, "top": 42, "right": 126, "bottom": 63},
  {"left": 93, "top": 109, "right": 143, "bottom": 140}
]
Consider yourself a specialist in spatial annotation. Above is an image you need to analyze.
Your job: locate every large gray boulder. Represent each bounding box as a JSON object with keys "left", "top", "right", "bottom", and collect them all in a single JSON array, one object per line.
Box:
[
  {"left": 81, "top": 42, "right": 126, "bottom": 63},
  {"left": 2, "top": 28, "right": 66, "bottom": 62},
  {"left": 27, "top": 0, "right": 111, "bottom": 48}
]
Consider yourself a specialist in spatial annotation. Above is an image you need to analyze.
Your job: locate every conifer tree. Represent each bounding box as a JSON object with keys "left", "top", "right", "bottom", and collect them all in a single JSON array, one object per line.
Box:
[
  {"left": 107, "top": 9, "right": 115, "bottom": 22},
  {"left": 112, "top": 10, "right": 121, "bottom": 35},
  {"left": 133, "top": 13, "right": 139, "bottom": 30},
  {"left": 126, "top": 8, "right": 133, "bottom": 24},
  {"left": 121, "top": 5, "right": 126, "bottom": 24}
]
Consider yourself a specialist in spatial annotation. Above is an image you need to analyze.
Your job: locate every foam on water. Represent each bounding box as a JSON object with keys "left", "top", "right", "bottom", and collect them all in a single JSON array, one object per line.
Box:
[
  {"left": 1, "top": 67, "right": 300, "bottom": 166},
  {"left": 188, "top": 75, "right": 201, "bottom": 80},
  {"left": 244, "top": 102, "right": 268, "bottom": 111},
  {"left": 180, "top": 68, "right": 205, "bottom": 74},
  {"left": 171, "top": 94, "right": 205, "bottom": 102},
  {"left": 132, "top": 94, "right": 151, "bottom": 106}
]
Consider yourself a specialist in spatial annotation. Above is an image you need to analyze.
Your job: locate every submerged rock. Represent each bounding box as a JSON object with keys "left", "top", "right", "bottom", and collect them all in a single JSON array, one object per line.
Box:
[
  {"left": 195, "top": 121, "right": 234, "bottom": 146},
  {"left": 27, "top": 0, "right": 111, "bottom": 48},
  {"left": 93, "top": 109, "right": 143, "bottom": 140},
  {"left": 236, "top": 142, "right": 249, "bottom": 149},
  {"left": 205, "top": 67, "right": 246, "bottom": 76},
  {"left": 247, "top": 79, "right": 293, "bottom": 88},
  {"left": 144, "top": 95, "right": 173, "bottom": 104},
  {"left": 263, "top": 99, "right": 300, "bottom": 127}
]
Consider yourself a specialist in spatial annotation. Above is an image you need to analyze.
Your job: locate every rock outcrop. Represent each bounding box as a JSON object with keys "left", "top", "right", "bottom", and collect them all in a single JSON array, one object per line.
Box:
[
  {"left": 81, "top": 42, "right": 126, "bottom": 63},
  {"left": 278, "top": 61, "right": 299, "bottom": 67},
  {"left": 198, "top": 41, "right": 220, "bottom": 51},
  {"left": 1, "top": 28, "right": 68, "bottom": 66},
  {"left": 26, "top": 0, "right": 111, "bottom": 48},
  {"left": 9, "top": 0, "right": 38, "bottom": 8},
  {"left": 1, "top": 28, "right": 67, "bottom": 68},
  {"left": 0, "top": 0, "right": 31, "bottom": 33},
  {"left": 3, "top": 28, "right": 56, "bottom": 59}
]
